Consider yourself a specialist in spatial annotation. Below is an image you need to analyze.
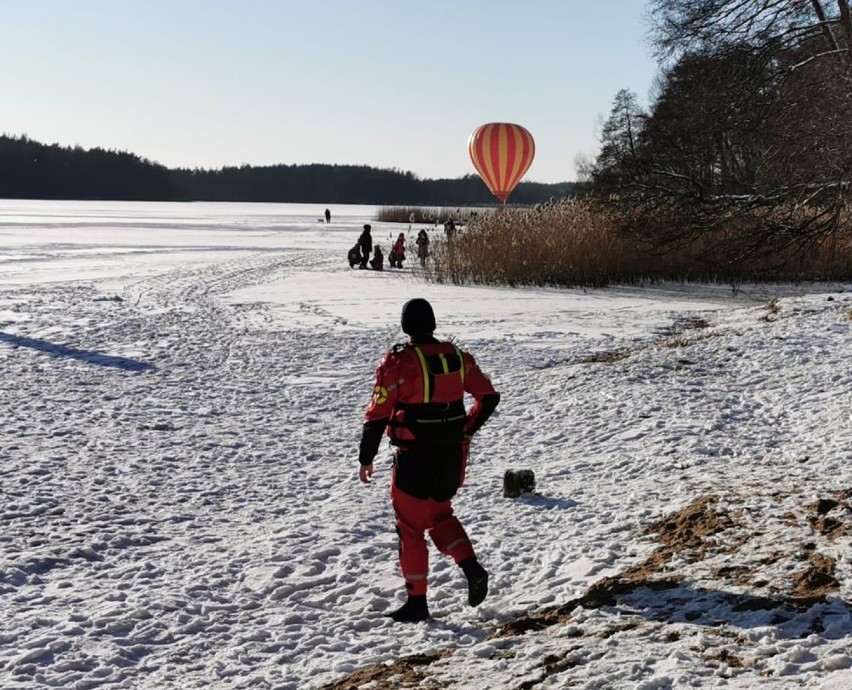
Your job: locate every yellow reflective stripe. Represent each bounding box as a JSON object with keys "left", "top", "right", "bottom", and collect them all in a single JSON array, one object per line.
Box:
[
  {"left": 439, "top": 353, "right": 449, "bottom": 374},
  {"left": 453, "top": 345, "right": 465, "bottom": 382},
  {"left": 413, "top": 346, "right": 430, "bottom": 402}
]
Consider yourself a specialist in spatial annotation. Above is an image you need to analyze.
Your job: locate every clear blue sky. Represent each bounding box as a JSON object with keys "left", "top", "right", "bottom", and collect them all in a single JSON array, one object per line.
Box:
[{"left": 1, "top": 0, "right": 658, "bottom": 183}]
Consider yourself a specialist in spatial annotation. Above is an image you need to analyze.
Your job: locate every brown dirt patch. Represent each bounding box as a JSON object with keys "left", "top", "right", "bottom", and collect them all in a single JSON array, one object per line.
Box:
[
  {"left": 789, "top": 552, "right": 840, "bottom": 602},
  {"left": 807, "top": 493, "right": 851, "bottom": 540},
  {"left": 322, "top": 651, "right": 449, "bottom": 690},
  {"left": 705, "top": 648, "right": 745, "bottom": 668},
  {"left": 656, "top": 316, "right": 717, "bottom": 348},
  {"left": 644, "top": 495, "right": 734, "bottom": 559},
  {"left": 714, "top": 565, "right": 752, "bottom": 585},
  {"left": 579, "top": 349, "right": 630, "bottom": 364},
  {"left": 680, "top": 317, "right": 712, "bottom": 331},
  {"left": 516, "top": 651, "right": 582, "bottom": 690},
  {"left": 599, "top": 621, "right": 641, "bottom": 639},
  {"left": 834, "top": 488, "right": 852, "bottom": 502}
]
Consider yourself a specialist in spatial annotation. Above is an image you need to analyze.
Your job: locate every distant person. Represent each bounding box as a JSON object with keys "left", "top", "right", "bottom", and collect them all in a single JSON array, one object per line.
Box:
[
  {"left": 443, "top": 218, "right": 456, "bottom": 241},
  {"left": 358, "top": 299, "right": 501, "bottom": 622},
  {"left": 358, "top": 224, "right": 373, "bottom": 269},
  {"left": 325, "top": 208, "right": 331, "bottom": 223},
  {"left": 390, "top": 233, "right": 406, "bottom": 268},
  {"left": 348, "top": 243, "right": 361, "bottom": 269},
  {"left": 468, "top": 210, "right": 478, "bottom": 228},
  {"left": 370, "top": 245, "right": 384, "bottom": 271},
  {"left": 416, "top": 229, "right": 430, "bottom": 267}
]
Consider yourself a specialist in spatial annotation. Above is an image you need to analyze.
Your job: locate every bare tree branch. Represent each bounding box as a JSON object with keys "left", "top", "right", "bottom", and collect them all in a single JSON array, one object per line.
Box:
[
  {"left": 811, "top": 0, "right": 840, "bottom": 49},
  {"left": 837, "top": 0, "right": 852, "bottom": 44}
]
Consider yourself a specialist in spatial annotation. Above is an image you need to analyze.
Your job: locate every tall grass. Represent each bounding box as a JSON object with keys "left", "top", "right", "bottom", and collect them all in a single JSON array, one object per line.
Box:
[
  {"left": 423, "top": 199, "right": 852, "bottom": 287},
  {"left": 374, "top": 206, "right": 485, "bottom": 224}
]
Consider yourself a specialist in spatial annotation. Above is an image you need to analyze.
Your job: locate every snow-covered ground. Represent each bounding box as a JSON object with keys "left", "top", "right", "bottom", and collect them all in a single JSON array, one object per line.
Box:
[{"left": 1, "top": 200, "right": 850, "bottom": 690}]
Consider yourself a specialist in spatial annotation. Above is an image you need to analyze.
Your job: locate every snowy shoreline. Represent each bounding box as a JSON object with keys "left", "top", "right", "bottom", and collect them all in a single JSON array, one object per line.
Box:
[{"left": 1, "top": 201, "right": 850, "bottom": 690}]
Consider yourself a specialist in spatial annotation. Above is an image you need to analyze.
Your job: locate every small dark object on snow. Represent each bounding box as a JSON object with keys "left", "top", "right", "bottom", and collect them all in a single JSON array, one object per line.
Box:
[
  {"left": 139, "top": 421, "right": 176, "bottom": 432},
  {"left": 503, "top": 469, "right": 535, "bottom": 498}
]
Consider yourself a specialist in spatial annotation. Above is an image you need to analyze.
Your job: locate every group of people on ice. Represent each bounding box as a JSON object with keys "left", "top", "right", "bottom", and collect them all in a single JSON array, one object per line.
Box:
[{"left": 348, "top": 224, "right": 432, "bottom": 271}]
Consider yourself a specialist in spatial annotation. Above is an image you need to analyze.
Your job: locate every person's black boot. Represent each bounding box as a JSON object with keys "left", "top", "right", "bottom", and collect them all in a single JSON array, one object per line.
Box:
[
  {"left": 386, "top": 595, "right": 429, "bottom": 623},
  {"left": 460, "top": 558, "right": 489, "bottom": 607}
]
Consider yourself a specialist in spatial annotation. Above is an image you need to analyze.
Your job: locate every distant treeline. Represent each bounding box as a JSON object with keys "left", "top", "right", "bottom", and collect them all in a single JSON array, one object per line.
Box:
[{"left": 0, "top": 135, "right": 576, "bottom": 205}]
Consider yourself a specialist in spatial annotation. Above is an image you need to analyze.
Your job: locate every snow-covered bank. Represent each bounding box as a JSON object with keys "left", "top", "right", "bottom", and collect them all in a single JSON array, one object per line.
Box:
[{"left": 1, "top": 201, "right": 850, "bottom": 689}]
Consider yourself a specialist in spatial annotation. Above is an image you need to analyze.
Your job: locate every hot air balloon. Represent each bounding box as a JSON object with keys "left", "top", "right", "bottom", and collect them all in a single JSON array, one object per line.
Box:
[{"left": 468, "top": 123, "right": 535, "bottom": 203}]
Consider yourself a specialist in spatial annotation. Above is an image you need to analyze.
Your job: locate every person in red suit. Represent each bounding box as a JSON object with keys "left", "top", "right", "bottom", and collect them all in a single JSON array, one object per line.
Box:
[
  {"left": 390, "top": 233, "right": 406, "bottom": 268},
  {"left": 369, "top": 245, "right": 384, "bottom": 271},
  {"left": 359, "top": 299, "right": 501, "bottom": 622}
]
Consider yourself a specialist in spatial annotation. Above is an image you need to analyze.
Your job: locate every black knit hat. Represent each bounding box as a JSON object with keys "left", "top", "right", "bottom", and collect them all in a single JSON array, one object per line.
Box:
[{"left": 401, "top": 298, "right": 436, "bottom": 335}]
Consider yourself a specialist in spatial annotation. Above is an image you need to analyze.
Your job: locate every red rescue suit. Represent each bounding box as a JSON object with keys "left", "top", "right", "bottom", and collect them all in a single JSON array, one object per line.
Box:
[{"left": 360, "top": 338, "right": 500, "bottom": 595}]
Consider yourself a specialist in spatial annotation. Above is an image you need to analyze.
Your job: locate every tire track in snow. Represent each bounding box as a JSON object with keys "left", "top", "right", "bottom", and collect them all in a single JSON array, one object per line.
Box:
[{"left": 0, "top": 249, "right": 384, "bottom": 689}]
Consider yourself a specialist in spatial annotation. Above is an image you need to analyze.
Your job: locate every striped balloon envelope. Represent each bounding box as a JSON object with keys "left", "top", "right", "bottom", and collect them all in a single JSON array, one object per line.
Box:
[{"left": 468, "top": 123, "right": 535, "bottom": 203}]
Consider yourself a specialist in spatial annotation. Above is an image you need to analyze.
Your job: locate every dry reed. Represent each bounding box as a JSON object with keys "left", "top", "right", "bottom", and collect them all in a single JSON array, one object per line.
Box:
[
  {"left": 375, "top": 206, "right": 481, "bottom": 224},
  {"left": 423, "top": 199, "right": 852, "bottom": 287}
]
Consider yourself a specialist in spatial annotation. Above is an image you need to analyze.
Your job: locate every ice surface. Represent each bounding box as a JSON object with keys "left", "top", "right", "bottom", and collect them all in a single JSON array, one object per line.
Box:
[{"left": 1, "top": 200, "right": 850, "bottom": 689}]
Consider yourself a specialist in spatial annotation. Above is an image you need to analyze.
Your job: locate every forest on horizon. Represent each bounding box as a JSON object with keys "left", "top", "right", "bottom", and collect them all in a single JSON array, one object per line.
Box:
[{"left": 0, "top": 134, "right": 576, "bottom": 206}]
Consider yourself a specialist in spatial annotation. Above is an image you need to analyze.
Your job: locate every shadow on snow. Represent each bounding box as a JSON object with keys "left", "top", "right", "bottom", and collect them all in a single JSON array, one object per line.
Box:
[{"left": 0, "top": 332, "right": 155, "bottom": 372}]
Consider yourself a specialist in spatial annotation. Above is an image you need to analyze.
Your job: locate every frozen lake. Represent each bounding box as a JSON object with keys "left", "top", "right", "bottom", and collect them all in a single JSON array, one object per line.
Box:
[{"left": 1, "top": 200, "right": 850, "bottom": 690}]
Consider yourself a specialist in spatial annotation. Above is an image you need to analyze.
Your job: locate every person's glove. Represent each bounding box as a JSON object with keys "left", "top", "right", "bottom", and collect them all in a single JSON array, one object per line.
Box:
[{"left": 359, "top": 463, "right": 374, "bottom": 484}]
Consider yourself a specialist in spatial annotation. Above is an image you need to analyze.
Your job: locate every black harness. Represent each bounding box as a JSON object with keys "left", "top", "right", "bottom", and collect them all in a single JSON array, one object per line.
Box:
[{"left": 390, "top": 345, "right": 467, "bottom": 446}]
